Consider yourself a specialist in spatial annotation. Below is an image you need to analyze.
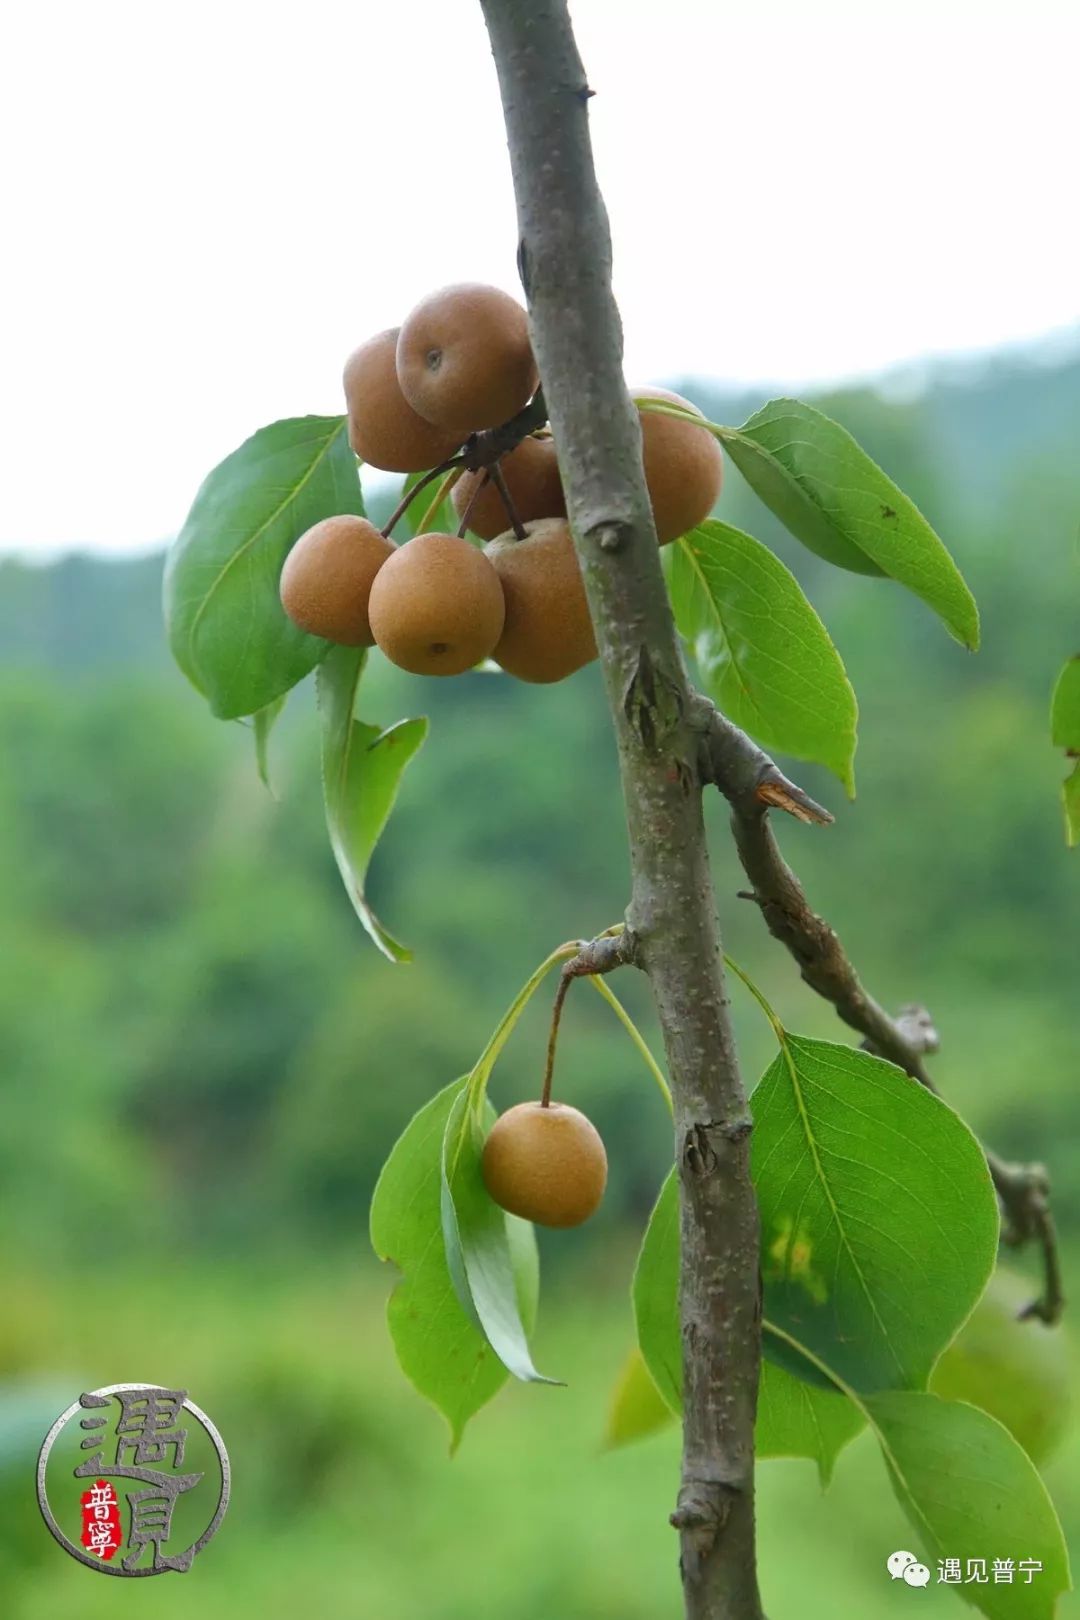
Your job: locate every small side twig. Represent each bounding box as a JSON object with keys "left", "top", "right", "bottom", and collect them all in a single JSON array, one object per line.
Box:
[
  {"left": 460, "top": 387, "right": 548, "bottom": 473},
  {"left": 692, "top": 696, "right": 832, "bottom": 827},
  {"left": 854, "top": 1004, "right": 1062, "bottom": 1319},
  {"left": 710, "top": 754, "right": 1063, "bottom": 1326},
  {"left": 994, "top": 1163, "right": 1063, "bottom": 1324},
  {"left": 540, "top": 930, "right": 640, "bottom": 1107}
]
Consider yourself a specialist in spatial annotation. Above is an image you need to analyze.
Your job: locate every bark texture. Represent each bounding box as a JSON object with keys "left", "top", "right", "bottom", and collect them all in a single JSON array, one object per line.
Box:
[{"left": 478, "top": 4, "right": 764, "bottom": 1614}]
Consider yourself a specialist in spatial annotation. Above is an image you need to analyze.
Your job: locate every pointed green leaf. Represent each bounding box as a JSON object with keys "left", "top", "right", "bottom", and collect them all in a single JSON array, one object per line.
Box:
[
  {"left": 506, "top": 1202, "right": 540, "bottom": 1335},
  {"left": 603, "top": 1347, "right": 676, "bottom": 1450},
  {"left": 632, "top": 1169, "right": 681, "bottom": 1411},
  {"left": 667, "top": 519, "right": 857, "bottom": 792},
  {"left": 164, "top": 416, "right": 362, "bottom": 717},
  {"left": 1050, "top": 656, "right": 1080, "bottom": 846},
  {"left": 434, "top": 945, "right": 580, "bottom": 1383},
  {"left": 316, "top": 644, "right": 427, "bottom": 961},
  {"left": 754, "top": 1035, "right": 999, "bottom": 1394},
  {"left": 1062, "top": 769, "right": 1080, "bottom": 849},
  {"left": 756, "top": 1359, "right": 864, "bottom": 1485},
  {"left": 720, "top": 399, "right": 979, "bottom": 648},
  {"left": 441, "top": 1085, "right": 555, "bottom": 1385},
  {"left": 867, "top": 1391, "right": 1070, "bottom": 1618},
  {"left": 252, "top": 693, "right": 287, "bottom": 793},
  {"left": 632, "top": 1169, "right": 861, "bottom": 1482},
  {"left": 1049, "top": 656, "right": 1080, "bottom": 748},
  {"left": 370, "top": 1080, "right": 521, "bottom": 1447},
  {"left": 371, "top": 949, "right": 574, "bottom": 1442}
]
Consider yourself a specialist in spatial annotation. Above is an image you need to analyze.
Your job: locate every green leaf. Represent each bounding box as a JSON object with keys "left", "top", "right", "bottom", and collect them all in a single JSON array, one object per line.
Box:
[
  {"left": 164, "top": 416, "right": 363, "bottom": 717},
  {"left": 603, "top": 1347, "right": 676, "bottom": 1451},
  {"left": 316, "top": 644, "right": 427, "bottom": 962},
  {"left": 370, "top": 1079, "right": 531, "bottom": 1448},
  {"left": 867, "top": 1391, "right": 1070, "bottom": 1618},
  {"left": 719, "top": 399, "right": 980, "bottom": 648},
  {"left": 633, "top": 1169, "right": 861, "bottom": 1481},
  {"left": 441, "top": 1084, "right": 556, "bottom": 1385},
  {"left": 638, "top": 1034, "right": 998, "bottom": 1401},
  {"left": 251, "top": 694, "right": 287, "bottom": 793},
  {"left": 435, "top": 945, "right": 583, "bottom": 1384},
  {"left": 757, "top": 1360, "right": 864, "bottom": 1485},
  {"left": 1049, "top": 656, "right": 1080, "bottom": 748},
  {"left": 754, "top": 1035, "right": 999, "bottom": 1394},
  {"left": 930, "top": 1268, "right": 1073, "bottom": 1467},
  {"left": 371, "top": 947, "right": 575, "bottom": 1443},
  {"left": 632, "top": 1168, "right": 682, "bottom": 1412},
  {"left": 666, "top": 519, "right": 857, "bottom": 793},
  {"left": 1050, "top": 656, "right": 1080, "bottom": 846},
  {"left": 506, "top": 1201, "right": 540, "bottom": 1334},
  {"left": 1062, "top": 769, "right": 1080, "bottom": 850}
]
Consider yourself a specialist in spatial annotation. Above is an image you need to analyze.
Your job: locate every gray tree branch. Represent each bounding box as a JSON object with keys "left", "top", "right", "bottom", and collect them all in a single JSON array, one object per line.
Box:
[
  {"left": 695, "top": 700, "right": 1064, "bottom": 1326},
  {"left": 479, "top": 4, "right": 764, "bottom": 1614}
]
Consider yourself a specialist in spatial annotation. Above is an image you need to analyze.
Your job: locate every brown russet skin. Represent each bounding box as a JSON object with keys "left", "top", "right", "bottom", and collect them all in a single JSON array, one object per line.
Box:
[
  {"left": 396, "top": 283, "right": 539, "bottom": 435},
  {"left": 368, "top": 531, "right": 506, "bottom": 677},
  {"left": 453, "top": 435, "right": 565, "bottom": 540},
  {"left": 634, "top": 386, "right": 724, "bottom": 543},
  {"left": 343, "top": 328, "right": 463, "bottom": 473},
  {"left": 486, "top": 518, "right": 596, "bottom": 684},
  {"left": 279, "top": 516, "right": 395, "bottom": 646},
  {"left": 481, "top": 1101, "right": 607, "bottom": 1229}
]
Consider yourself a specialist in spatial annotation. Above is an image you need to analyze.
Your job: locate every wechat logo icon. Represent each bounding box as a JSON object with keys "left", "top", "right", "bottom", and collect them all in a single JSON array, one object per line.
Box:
[{"left": 888, "top": 1550, "right": 931, "bottom": 1587}]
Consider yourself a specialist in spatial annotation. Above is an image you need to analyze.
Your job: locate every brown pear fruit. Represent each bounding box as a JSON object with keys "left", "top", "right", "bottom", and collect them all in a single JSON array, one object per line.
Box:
[
  {"left": 485, "top": 518, "right": 596, "bottom": 684},
  {"left": 367, "top": 531, "right": 506, "bottom": 676},
  {"left": 635, "top": 386, "right": 723, "bottom": 543},
  {"left": 482, "top": 1101, "right": 607, "bottom": 1229},
  {"left": 452, "top": 435, "right": 565, "bottom": 541},
  {"left": 343, "top": 328, "right": 463, "bottom": 473},
  {"left": 279, "top": 515, "right": 394, "bottom": 646},
  {"left": 396, "top": 283, "right": 538, "bottom": 435}
]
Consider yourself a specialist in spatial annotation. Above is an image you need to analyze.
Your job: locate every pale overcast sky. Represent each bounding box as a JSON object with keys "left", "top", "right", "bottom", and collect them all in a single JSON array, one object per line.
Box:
[{"left": 2, "top": 0, "right": 1077, "bottom": 557}]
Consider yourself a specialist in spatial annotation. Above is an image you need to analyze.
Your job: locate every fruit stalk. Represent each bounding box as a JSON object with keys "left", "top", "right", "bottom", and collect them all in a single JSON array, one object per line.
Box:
[
  {"left": 487, "top": 459, "right": 528, "bottom": 540},
  {"left": 538, "top": 934, "right": 627, "bottom": 1109},
  {"left": 478, "top": 4, "right": 765, "bottom": 1616},
  {"left": 540, "top": 969, "right": 572, "bottom": 1109},
  {"left": 380, "top": 458, "right": 463, "bottom": 540},
  {"left": 455, "top": 470, "right": 492, "bottom": 538}
]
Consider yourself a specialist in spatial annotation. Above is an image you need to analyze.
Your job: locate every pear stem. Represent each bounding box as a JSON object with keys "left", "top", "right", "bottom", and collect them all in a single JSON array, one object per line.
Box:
[
  {"left": 489, "top": 460, "right": 528, "bottom": 540},
  {"left": 456, "top": 471, "right": 492, "bottom": 538},
  {"left": 380, "top": 457, "right": 463, "bottom": 541},
  {"left": 540, "top": 967, "right": 574, "bottom": 1108}
]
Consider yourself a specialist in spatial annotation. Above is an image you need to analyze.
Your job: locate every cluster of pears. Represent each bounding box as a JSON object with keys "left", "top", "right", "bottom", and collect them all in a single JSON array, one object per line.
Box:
[
  {"left": 280, "top": 281, "right": 724, "bottom": 683},
  {"left": 482, "top": 1098, "right": 608, "bottom": 1229}
]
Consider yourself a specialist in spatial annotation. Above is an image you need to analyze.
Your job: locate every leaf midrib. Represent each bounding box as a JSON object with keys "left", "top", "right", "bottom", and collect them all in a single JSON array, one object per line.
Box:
[
  {"left": 773, "top": 1031, "right": 907, "bottom": 1384},
  {"left": 762, "top": 1319, "right": 938, "bottom": 1548}
]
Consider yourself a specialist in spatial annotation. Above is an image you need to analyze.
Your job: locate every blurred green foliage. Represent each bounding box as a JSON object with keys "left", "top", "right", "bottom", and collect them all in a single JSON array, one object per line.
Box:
[{"left": 0, "top": 352, "right": 1077, "bottom": 1614}]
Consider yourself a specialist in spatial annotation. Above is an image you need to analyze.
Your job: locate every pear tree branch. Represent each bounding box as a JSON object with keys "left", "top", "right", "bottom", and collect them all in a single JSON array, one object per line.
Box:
[
  {"left": 479, "top": 4, "right": 765, "bottom": 1615},
  {"left": 693, "top": 697, "right": 1064, "bottom": 1326}
]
